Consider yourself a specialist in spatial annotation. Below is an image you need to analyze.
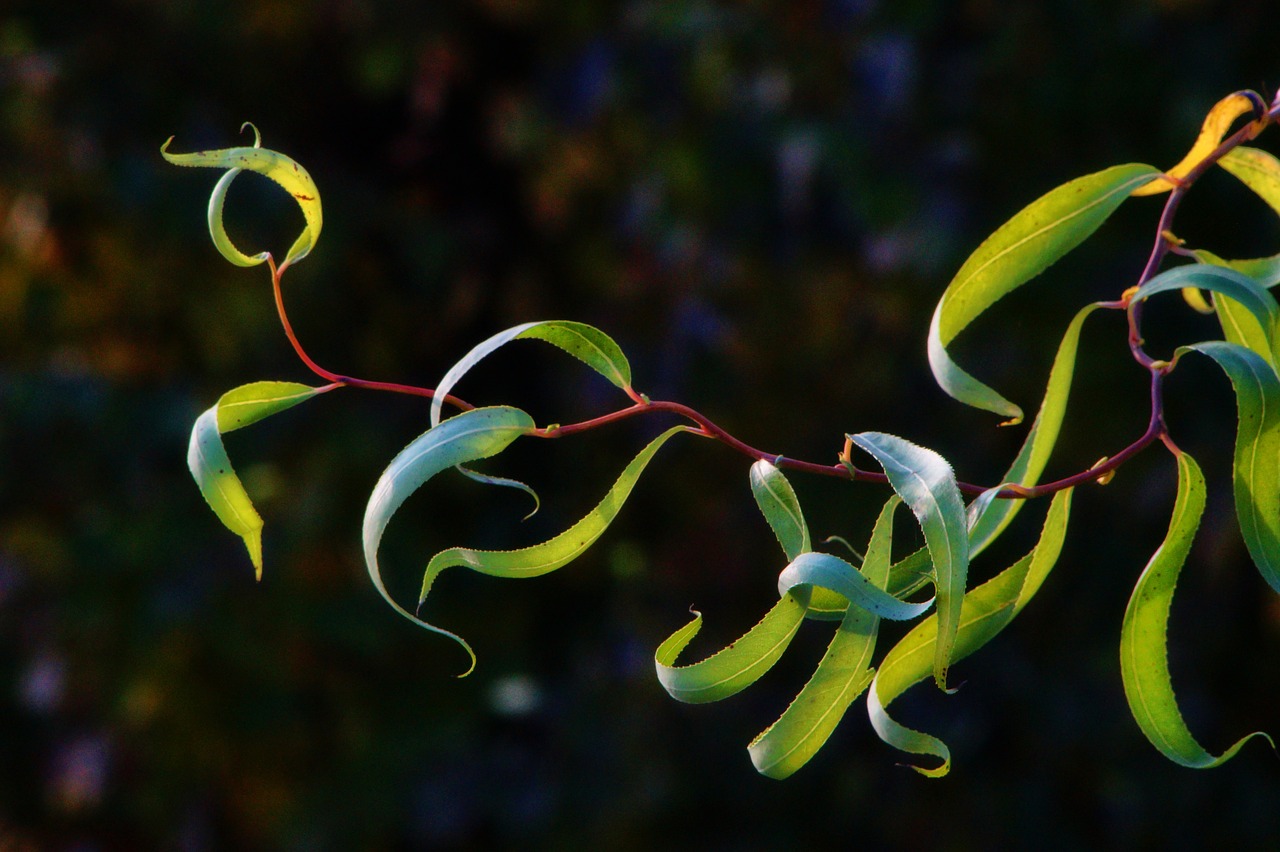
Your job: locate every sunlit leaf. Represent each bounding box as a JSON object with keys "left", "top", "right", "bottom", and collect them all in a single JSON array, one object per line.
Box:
[
  {"left": 1119, "top": 451, "right": 1273, "bottom": 766},
  {"left": 748, "top": 497, "right": 899, "bottom": 779},
  {"left": 1132, "top": 263, "right": 1280, "bottom": 365},
  {"left": 420, "top": 425, "right": 689, "bottom": 609},
  {"left": 188, "top": 381, "right": 322, "bottom": 579},
  {"left": 1219, "top": 145, "right": 1280, "bottom": 215},
  {"left": 1195, "top": 250, "right": 1280, "bottom": 367},
  {"left": 850, "top": 432, "right": 967, "bottom": 689},
  {"left": 430, "top": 320, "right": 634, "bottom": 428},
  {"left": 777, "top": 552, "right": 933, "bottom": 621},
  {"left": 1134, "top": 92, "right": 1258, "bottom": 196},
  {"left": 869, "top": 489, "right": 1072, "bottom": 776},
  {"left": 655, "top": 594, "right": 810, "bottom": 704},
  {"left": 162, "top": 123, "right": 322, "bottom": 269},
  {"left": 968, "top": 303, "right": 1101, "bottom": 555},
  {"left": 929, "top": 163, "right": 1158, "bottom": 421},
  {"left": 361, "top": 406, "right": 536, "bottom": 674},
  {"left": 1177, "top": 342, "right": 1280, "bottom": 594}
]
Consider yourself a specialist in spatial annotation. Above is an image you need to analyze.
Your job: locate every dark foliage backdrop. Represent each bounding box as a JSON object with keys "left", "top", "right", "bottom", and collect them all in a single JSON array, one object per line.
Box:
[{"left": 2, "top": 0, "right": 1278, "bottom": 848}]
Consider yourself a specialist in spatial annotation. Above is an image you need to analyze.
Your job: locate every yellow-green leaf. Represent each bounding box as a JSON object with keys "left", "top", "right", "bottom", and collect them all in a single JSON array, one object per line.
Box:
[{"left": 1134, "top": 92, "right": 1258, "bottom": 196}]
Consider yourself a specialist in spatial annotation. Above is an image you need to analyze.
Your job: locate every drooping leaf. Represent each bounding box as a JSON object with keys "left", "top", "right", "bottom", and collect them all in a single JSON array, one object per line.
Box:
[
  {"left": 420, "top": 425, "right": 689, "bottom": 603},
  {"left": 188, "top": 381, "right": 322, "bottom": 579},
  {"left": 162, "top": 124, "right": 322, "bottom": 269},
  {"left": 361, "top": 406, "right": 535, "bottom": 674},
  {"left": 748, "top": 497, "right": 899, "bottom": 779},
  {"left": 929, "top": 163, "right": 1158, "bottom": 421},
  {"left": 429, "top": 320, "right": 634, "bottom": 428},
  {"left": 968, "top": 303, "right": 1101, "bottom": 555},
  {"left": 869, "top": 488, "right": 1073, "bottom": 776},
  {"left": 1119, "top": 451, "right": 1273, "bottom": 766},
  {"left": 1134, "top": 92, "right": 1258, "bottom": 196},
  {"left": 850, "top": 432, "right": 968, "bottom": 689},
  {"left": 1177, "top": 342, "right": 1280, "bottom": 594}
]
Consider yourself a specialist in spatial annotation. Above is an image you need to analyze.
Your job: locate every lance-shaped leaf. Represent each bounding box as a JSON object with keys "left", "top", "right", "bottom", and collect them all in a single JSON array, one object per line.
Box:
[
  {"left": 968, "top": 303, "right": 1101, "bottom": 555},
  {"left": 430, "top": 320, "right": 635, "bottom": 428},
  {"left": 850, "top": 432, "right": 967, "bottom": 689},
  {"left": 1176, "top": 342, "right": 1280, "bottom": 594},
  {"left": 748, "top": 497, "right": 900, "bottom": 779},
  {"left": 188, "top": 381, "right": 322, "bottom": 580},
  {"left": 1131, "top": 263, "right": 1280, "bottom": 366},
  {"left": 1119, "top": 451, "right": 1273, "bottom": 766},
  {"left": 162, "top": 124, "right": 322, "bottom": 269},
  {"left": 362, "top": 406, "right": 535, "bottom": 674},
  {"left": 1134, "top": 92, "right": 1258, "bottom": 196},
  {"left": 929, "top": 163, "right": 1158, "bottom": 421},
  {"left": 750, "top": 460, "right": 847, "bottom": 620},
  {"left": 1195, "top": 250, "right": 1280, "bottom": 367},
  {"left": 776, "top": 553, "right": 933, "bottom": 622},
  {"left": 420, "top": 425, "right": 688, "bottom": 605},
  {"left": 869, "top": 488, "right": 1072, "bottom": 776}
]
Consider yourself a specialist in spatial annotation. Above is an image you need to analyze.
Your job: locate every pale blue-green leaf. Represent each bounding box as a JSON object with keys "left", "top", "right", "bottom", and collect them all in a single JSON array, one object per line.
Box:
[
  {"left": 162, "top": 124, "right": 322, "bottom": 269},
  {"left": 430, "top": 320, "right": 633, "bottom": 427},
  {"left": 777, "top": 552, "right": 932, "bottom": 622},
  {"left": 870, "top": 488, "right": 1073, "bottom": 776},
  {"left": 850, "top": 432, "right": 968, "bottom": 689},
  {"left": 1177, "top": 342, "right": 1280, "bottom": 594},
  {"left": 1132, "top": 264, "right": 1280, "bottom": 359},
  {"left": 1195, "top": 249, "right": 1280, "bottom": 368},
  {"left": 748, "top": 497, "right": 899, "bottom": 778},
  {"left": 361, "top": 406, "right": 535, "bottom": 675},
  {"left": 1120, "top": 451, "right": 1273, "bottom": 766},
  {"left": 929, "top": 163, "right": 1157, "bottom": 420}
]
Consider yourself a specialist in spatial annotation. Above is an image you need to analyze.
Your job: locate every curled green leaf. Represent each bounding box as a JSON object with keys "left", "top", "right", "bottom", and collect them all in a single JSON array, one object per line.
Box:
[
  {"left": 850, "top": 432, "right": 968, "bottom": 690},
  {"left": 1132, "top": 264, "right": 1280, "bottom": 356},
  {"left": 870, "top": 488, "right": 1073, "bottom": 776},
  {"left": 162, "top": 124, "right": 322, "bottom": 270},
  {"left": 748, "top": 497, "right": 899, "bottom": 779},
  {"left": 1195, "top": 250, "right": 1280, "bottom": 369},
  {"left": 362, "top": 406, "right": 536, "bottom": 674},
  {"left": 1119, "top": 451, "right": 1273, "bottom": 766},
  {"left": 929, "top": 163, "right": 1158, "bottom": 421},
  {"left": 420, "top": 425, "right": 689, "bottom": 616},
  {"left": 189, "top": 381, "right": 322, "bottom": 579},
  {"left": 777, "top": 552, "right": 933, "bottom": 622}
]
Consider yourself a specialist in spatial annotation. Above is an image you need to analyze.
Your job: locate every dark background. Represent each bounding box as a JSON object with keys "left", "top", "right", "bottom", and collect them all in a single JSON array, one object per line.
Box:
[{"left": 2, "top": 0, "right": 1279, "bottom": 848}]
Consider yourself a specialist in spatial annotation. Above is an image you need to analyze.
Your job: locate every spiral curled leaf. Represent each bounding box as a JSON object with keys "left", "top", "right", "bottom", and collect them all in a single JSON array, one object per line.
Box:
[{"left": 161, "top": 124, "right": 322, "bottom": 269}]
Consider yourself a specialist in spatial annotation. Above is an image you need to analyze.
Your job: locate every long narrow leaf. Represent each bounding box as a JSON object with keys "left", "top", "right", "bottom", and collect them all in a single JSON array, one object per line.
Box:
[
  {"left": 188, "top": 381, "right": 322, "bottom": 579},
  {"left": 361, "top": 406, "right": 535, "bottom": 674},
  {"left": 420, "top": 426, "right": 688, "bottom": 597},
  {"left": 162, "top": 124, "right": 322, "bottom": 268},
  {"left": 1219, "top": 145, "right": 1280, "bottom": 215},
  {"left": 929, "top": 163, "right": 1157, "bottom": 421},
  {"left": 850, "top": 432, "right": 968, "bottom": 689},
  {"left": 430, "top": 320, "right": 634, "bottom": 427},
  {"left": 869, "top": 488, "right": 1073, "bottom": 776},
  {"left": 1132, "top": 264, "right": 1280, "bottom": 353},
  {"left": 1119, "top": 451, "right": 1273, "bottom": 766},
  {"left": 1177, "top": 342, "right": 1280, "bottom": 594},
  {"left": 748, "top": 497, "right": 899, "bottom": 779},
  {"left": 1134, "top": 92, "right": 1258, "bottom": 196}
]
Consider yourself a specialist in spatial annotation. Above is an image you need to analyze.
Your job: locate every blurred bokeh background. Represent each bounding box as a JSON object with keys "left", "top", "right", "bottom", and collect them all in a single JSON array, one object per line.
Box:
[{"left": 3, "top": 0, "right": 1280, "bottom": 848}]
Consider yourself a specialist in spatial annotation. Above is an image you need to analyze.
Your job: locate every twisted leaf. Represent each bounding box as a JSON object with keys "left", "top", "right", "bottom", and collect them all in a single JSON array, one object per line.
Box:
[
  {"left": 850, "top": 432, "right": 968, "bottom": 689},
  {"left": 188, "top": 381, "right": 322, "bottom": 579},
  {"left": 869, "top": 488, "right": 1073, "bottom": 776},
  {"left": 1134, "top": 92, "right": 1258, "bottom": 196},
  {"left": 748, "top": 497, "right": 899, "bottom": 779},
  {"left": 162, "top": 124, "right": 322, "bottom": 269},
  {"left": 929, "top": 163, "right": 1158, "bottom": 421},
  {"left": 1119, "top": 451, "right": 1273, "bottom": 766},
  {"left": 362, "top": 406, "right": 535, "bottom": 674}
]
